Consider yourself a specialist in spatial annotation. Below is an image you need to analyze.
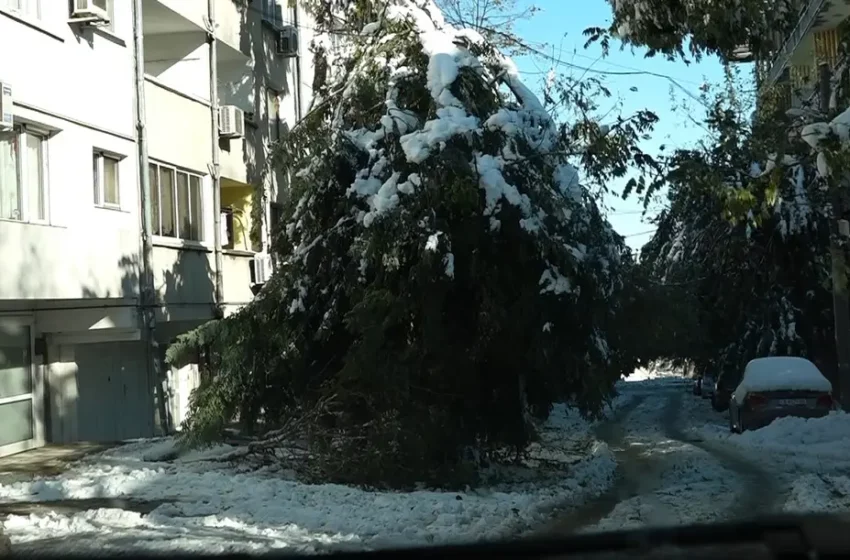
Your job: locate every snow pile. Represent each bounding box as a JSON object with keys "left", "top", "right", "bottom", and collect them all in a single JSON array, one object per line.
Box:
[
  {"left": 0, "top": 406, "right": 615, "bottom": 554},
  {"left": 732, "top": 412, "right": 850, "bottom": 455}
]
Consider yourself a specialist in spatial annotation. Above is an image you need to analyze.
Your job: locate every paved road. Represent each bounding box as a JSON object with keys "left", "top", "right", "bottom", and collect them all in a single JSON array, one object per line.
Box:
[{"left": 540, "top": 378, "right": 784, "bottom": 535}]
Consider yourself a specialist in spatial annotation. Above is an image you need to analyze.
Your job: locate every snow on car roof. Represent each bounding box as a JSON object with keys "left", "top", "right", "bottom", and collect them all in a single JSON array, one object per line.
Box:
[{"left": 737, "top": 357, "right": 832, "bottom": 398}]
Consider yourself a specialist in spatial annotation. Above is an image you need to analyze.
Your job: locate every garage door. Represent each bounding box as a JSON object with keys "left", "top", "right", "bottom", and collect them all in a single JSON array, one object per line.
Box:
[
  {"left": 0, "top": 318, "right": 40, "bottom": 456},
  {"left": 75, "top": 341, "right": 154, "bottom": 442}
]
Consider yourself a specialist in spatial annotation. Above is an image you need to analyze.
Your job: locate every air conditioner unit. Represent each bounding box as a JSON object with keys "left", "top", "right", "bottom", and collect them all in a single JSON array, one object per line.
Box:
[
  {"left": 276, "top": 26, "right": 298, "bottom": 57},
  {"left": 250, "top": 254, "right": 273, "bottom": 286},
  {"left": 70, "top": 0, "right": 110, "bottom": 23},
  {"left": 0, "top": 82, "right": 12, "bottom": 130},
  {"left": 218, "top": 105, "right": 245, "bottom": 139}
]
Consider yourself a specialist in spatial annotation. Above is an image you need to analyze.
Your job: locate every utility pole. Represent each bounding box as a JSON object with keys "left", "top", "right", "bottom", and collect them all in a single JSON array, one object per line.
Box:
[{"left": 820, "top": 62, "right": 850, "bottom": 410}]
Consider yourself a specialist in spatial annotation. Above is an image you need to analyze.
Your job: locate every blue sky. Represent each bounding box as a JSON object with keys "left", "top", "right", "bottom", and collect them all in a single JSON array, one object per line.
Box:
[{"left": 509, "top": 0, "right": 728, "bottom": 252}]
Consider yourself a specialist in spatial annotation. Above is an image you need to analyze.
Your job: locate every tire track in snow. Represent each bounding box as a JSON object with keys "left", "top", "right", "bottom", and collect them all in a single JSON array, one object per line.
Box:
[
  {"left": 539, "top": 384, "right": 784, "bottom": 537},
  {"left": 664, "top": 391, "right": 784, "bottom": 520},
  {"left": 535, "top": 394, "right": 649, "bottom": 535}
]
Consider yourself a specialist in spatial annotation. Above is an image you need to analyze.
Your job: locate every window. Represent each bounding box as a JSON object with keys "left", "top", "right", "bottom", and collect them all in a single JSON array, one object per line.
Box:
[
  {"left": 149, "top": 162, "right": 204, "bottom": 242},
  {"left": 1, "top": 0, "right": 40, "bottom": 20},
  {"left": 262, "top": 0, "right": 283, "bottom": 27},
  {"left": 270, "top": 202, "right": 284, "bottom": 235},
  {"left": 0, "top": 124, "right": 48, "bottom": 223},
  {"left": 93, "top": 151, "right": 120, "bottom": 208},
  {"left": 267, "top": 88, "right": 281, "bottom": 141},
  {"left": 0, "top": 321, "right": 35, "bottom": 449}
]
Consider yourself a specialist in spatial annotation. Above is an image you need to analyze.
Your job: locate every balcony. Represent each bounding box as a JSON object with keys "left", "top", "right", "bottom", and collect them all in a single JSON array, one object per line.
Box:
[
  {"left": 759, "top": 0, "right": 850, "bottom": 90},
  {"left": 0, "top": 219, "right": 140, "bottom": 301},
  {"left": 143, "top": 0, "right": 244, "bottom": 57},
  {"left": 144, "top": 78, "right": 211, "bottom": 173}
]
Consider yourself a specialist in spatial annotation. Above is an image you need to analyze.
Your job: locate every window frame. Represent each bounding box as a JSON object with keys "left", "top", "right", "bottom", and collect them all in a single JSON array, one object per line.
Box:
[
  {"left": 262, "top": 0, "right": 283, "bottom": 28},
  {"left": 1, "top": 0, "right": 41, "bottom": 20},
  {"left": 92, "top": 150, "right": 121, "bottom": 210},
  {"left": 0, "top": 123, "right": 50, "bottom": 224},
  {"left": 148, "top": 161, "right": 205, "bottom": 243},
  {"left": 266, "top": 87, "right": 282, "bottom": 142}
]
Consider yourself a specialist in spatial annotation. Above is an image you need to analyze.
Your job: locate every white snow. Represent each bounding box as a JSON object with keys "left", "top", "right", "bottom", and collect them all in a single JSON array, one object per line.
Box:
[
  {"left": 0, "top": 405, "right": 616, "bottom": 554},
  {"left": 732, "top": 357, "right": 831, "bottom": 405}
]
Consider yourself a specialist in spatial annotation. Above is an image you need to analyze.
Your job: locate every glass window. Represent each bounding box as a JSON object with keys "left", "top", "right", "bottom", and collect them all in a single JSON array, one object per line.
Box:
[
  {"left": 93, "top": 153, "right": 120, "bottom": 208},
  {"left": 92, "top": 154, "right": 101, "bottom": 206},
  {"left": 159, "top": 166, "right": 175, "bottom": 237},
  {"left": 0, "top": 399, "right": 34, "bottom": 447},
  {"left": 0, "top": 129, "right": 20, "bottom": 220},
  {"left": 0, "top": 323, "right": 31, "bottom": 399},
  {"left": 2, "top": 0, "right": 40, "bottom": 20},
  {"left": 150, "top": 162, "right": 204, "bottom": 242},
  {"left": 189, "top": 175, "right": 203, "bottom": 241},
  {"left": 103, "top": 156, "right": 119, "bottom": 206},
  {"left": 150, "top": 163, "right": 160, "bottom": 235},
  {"left": 177, "top": 171, "right": 190, "bottom": 238},
  {"left": 24, "top": 131, "right": 45, "bottom": 221},
  {"left": 0, "top": 126, "right": 47, "bottom": 222},
  {"left": 267, "top": 89, "right": 281, "bottom": 141}
]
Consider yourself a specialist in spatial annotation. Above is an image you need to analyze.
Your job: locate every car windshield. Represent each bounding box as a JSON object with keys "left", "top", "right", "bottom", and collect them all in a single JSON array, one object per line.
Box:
[{"left": 2, "top": 0, "right": 850, "bottom": 556}]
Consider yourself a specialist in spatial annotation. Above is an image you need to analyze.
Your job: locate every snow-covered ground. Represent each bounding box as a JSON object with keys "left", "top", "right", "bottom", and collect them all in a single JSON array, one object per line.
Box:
[
  {"left": 585, "top": 375, "right": 744, "bottom": 533},
  {"left": 7, "top": 369, "right": 850, "bottom": 553},
  {"left": 689, "top": 401, "right": 850, "bottom": 515},
  {"left": 0, "top": 404, "right": 616, "bottom": 554}
]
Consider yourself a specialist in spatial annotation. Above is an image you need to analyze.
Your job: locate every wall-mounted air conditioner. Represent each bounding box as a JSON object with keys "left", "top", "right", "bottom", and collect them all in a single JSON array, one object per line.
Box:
[
  {"left": 250, "top": 254, "right": 273, "bottom": 286},
  {"left": 70, "top": 0, "right": 110, "bottom": 24},
  {"left": 276, "top": 26, "right": 298, "bottom": 57},
  {"left": 0, "top": 82, "right": 12, "bottom": 130},
  {"left": 219, "top": 105, "right": 245, "bottom": 139}
]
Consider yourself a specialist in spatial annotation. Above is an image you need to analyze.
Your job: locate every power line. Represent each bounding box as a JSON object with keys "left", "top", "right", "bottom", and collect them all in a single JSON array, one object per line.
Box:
[{"left": 623, "top": 228, "right": 657, "bottom": 238}]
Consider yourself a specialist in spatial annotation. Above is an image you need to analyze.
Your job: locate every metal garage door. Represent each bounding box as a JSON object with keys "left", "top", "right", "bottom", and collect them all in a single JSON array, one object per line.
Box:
[
  {"left": 0, "top": 317, "right": 40, "bottom": 456},
  {"left": 75, "top": 341, "right": 155, "bottom": 442}
]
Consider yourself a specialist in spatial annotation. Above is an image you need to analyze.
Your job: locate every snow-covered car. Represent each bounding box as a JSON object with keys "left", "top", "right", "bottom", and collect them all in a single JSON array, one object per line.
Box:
[
  {"left": 728, "top": 356, "right": 835, "bottom": 433},
  {"left": 701, "top": 373, "right": 717, "bottom": 399}
]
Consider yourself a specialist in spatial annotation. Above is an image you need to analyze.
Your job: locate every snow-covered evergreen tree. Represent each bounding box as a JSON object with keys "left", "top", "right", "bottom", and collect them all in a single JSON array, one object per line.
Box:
[{"left": 170, "top": 0, "right": 656, "bottom": 487}]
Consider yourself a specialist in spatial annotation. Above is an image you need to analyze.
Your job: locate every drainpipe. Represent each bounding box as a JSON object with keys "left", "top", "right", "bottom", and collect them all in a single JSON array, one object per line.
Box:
[
  {"left": 207, "top": 0, "right": 224, "bottom": 318},
  {"left": 132, "top": 0, "right": 164, "bottom": 434},
  {"left": 292, "top": 2, "right": 304, "bottom": 121}
]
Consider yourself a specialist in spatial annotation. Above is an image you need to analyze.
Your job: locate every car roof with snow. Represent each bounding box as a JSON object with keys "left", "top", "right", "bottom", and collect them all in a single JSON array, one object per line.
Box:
[{"left": 739, "top": 356, "right": 832, "bottom": 394}]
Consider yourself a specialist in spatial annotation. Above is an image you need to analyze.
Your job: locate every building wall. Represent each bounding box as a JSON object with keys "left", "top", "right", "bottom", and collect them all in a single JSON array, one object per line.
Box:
[
  {"left": 0, "top": 5, "right": 141, "bottom": 305},
  {"left": 1, "top": 0, "right": 313, "bottom": 453}
]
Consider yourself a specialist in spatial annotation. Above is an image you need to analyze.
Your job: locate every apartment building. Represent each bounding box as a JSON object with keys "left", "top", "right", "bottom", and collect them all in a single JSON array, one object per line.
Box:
[
  {"left": 752, "top": 0, "right": 849, "bottom": 108},
  {"left": 0, "top": 0, "right": 312, "bottom": 457}
]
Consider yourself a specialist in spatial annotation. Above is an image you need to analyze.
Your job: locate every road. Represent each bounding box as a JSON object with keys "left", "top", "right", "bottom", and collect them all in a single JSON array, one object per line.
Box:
[{"left": 540, "top": 375, "right": 787, "bottom": 535}]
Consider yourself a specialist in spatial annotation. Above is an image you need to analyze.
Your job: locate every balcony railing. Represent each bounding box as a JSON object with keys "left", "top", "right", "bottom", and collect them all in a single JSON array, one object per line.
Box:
[{"left": 762, "top": 0, "right": 827, "bottom": 89}]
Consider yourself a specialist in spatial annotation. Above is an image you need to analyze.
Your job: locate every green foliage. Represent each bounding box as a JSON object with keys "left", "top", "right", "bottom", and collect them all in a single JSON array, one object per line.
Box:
[
  {"left": 587, "top": 0, "right": 801, "bottom": 63},
  {"left": 173, "top": 0, "right": 653, "bottom": 489},
  {"left": 639, "top": 71, "right": 841, "bottom": 384}
]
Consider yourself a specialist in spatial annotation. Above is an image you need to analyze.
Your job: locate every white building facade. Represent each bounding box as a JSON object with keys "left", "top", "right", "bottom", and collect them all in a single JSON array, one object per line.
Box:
[{"left": 0, "top": 0, "right": 312, "bottom": 456}]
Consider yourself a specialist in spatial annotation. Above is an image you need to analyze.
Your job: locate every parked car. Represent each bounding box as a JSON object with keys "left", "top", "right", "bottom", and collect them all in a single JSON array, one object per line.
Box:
[
  {"left": 728, "top": 356, "right": 835, "bottom": 433},
  {"left": 701, "top": 372, "right": 717, "bottom": 400},
  {"left": 712, "top": 369, "right": 739, "bottom": 412}
]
